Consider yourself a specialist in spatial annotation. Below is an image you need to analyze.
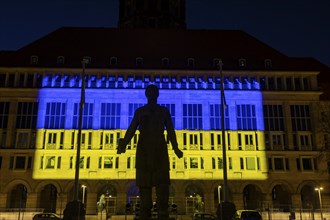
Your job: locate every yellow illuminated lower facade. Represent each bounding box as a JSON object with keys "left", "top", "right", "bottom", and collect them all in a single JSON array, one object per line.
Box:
[{"left": 33, "top": 129, "right": 268, "bottom": 181}]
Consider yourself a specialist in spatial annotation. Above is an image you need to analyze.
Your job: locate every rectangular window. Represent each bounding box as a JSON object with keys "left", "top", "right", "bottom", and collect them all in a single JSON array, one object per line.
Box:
[
  {"left": 228, "top": 157, "right": 232, "bottom": 169},
  {"left": 209, "top": 104, "right": 230, "bottom": 130},
  {"left": 100, "top": 103, "right": 121, "bottom": 129},
  {"left": 44, "top": 102, "right": 66, "bottom": 129},
  {"left": 0, "top": 74, "right": 6, "bottom": 87},
  {"left": 183, "top": 104, "right": 203, "bottom": 130},
  {"left": 189, "top": 134, "right": 198, "bottom": 150},
  {"left": 46, "top": 156, "right": 56, "bottom": 169},
  {"left": 104, "top": 156, "right": 114, "bottom": 169},
  {"left": 126, "top": 157, "right": 130, "bottom": 169},
  {"left": 70, "top": 156, "right": 74, "bottom": 169},
  {"left": 0, "top": 102, "right": 9, "bottom": 129},
  {"left": 80, "top": 156, "right": 85, "bottom": 169},
  {"left": 16, "top": 131, "right": 29, "bottom": 149},
  {"left": 46, "top": 132, "right": 57, "bottom": 149},
  {"left": 240, "top": 158, "right": 244, "bottom": 169},
  {"left": 16, "top": 102, "right": 39, "bottom": 128},
  {"left": 190, "top": 157, "right": 199, "bottom": 168},
  {"left": 302, "top": 158, "right": 313, "bottom": 170},
  {"left": 263, "top": 105, "right": 284, "bottom": 131},
  {"left": 245, "top": 134, "right": 254, "bottom": 150},
  {"left": 290, "top": 105, "right": 311, "bottom": 131},
  {"left": 172, "top": 157, "right": 176, "bottom": 169},
  {"left": 57, "top": 157, "right": 61, "bottom": 169},
  {"left": 183, "top": 133, "right": 187, "bottom": 149},
  {"left": 246, "top": 157, "right": 256, "bottom": 170},
  {"left": 236, "top": 104, "right": 257, "bottom": 130},
  {"left": 73, "top": 103, "right": 93, "bottom": 129},
  {"left": 286, "top": 77, "right": 293, "bottom": 90},
  {"left": 212, "top": 157, "right": 223, "bottom": 169},
  {"left": 103, "top": 132, "right": 115, "bottom": 149},
  {"left": 10, "top": 156, "right": 32, "bottom": 170},
  {"left": 15, "top": 156, "right": 26, "bottom": 169},
  {"left": 274, "top": 158, "right": 285, "bottom": 170}
]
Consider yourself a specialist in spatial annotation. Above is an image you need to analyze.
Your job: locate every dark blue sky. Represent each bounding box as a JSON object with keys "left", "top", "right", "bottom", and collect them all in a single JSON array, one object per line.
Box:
[{"left": 1, "top": 0, "right": 329, "bottom": 66}]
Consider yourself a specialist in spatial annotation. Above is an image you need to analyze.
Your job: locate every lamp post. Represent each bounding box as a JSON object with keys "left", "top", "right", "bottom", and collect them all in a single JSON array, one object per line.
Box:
[
  {"left": 315, "top": 187, "right": 323, "bottom": 220},
  {"left": 218, "top": 185, "right": 222, "bottom": 204},
  {"left": 82, "top": 185, "right": 87, "bottom": 204},
  {"left": 219, "top": 60, "right": 229, "bottom": 202},
  {"left": 62, "top": 59, "right": 87, "bottom": 220},
  {"left": 73, "top": 59, "right": 88, "bottom": 201}
]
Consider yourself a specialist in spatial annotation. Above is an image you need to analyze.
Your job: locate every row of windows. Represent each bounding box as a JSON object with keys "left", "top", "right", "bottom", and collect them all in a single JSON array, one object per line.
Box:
[
  {"left": 264, "top": 105, "right": 311, "bottom": 132},
  {"left": 39, "top": 130, "right": 262, "bottom": 151},
  {"left": 0, "top": 126, "right": 314, "bottom": 152},
  {"left": 42, "top": 102, "right": 257, "bottom": 130},
  {"left": 1, "top": 155, "right": 320, "bottom": 173},
  {"left": 0, "top": 102, "right": 313, "bottom": 131},
  {"left": 0, "top": 72, "right": 313, "bottom": 91},
  {"left": 28, "top": 56, "right": 273, "bottom": 70}
]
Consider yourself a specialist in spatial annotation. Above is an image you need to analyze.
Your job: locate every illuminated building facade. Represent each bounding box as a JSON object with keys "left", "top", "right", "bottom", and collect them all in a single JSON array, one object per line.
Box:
[{"left": 0, "top": 0, "right": 329, "bottom": 217}]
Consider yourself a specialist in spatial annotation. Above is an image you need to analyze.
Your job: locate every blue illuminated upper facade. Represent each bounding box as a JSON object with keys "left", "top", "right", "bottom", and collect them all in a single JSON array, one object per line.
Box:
[{"left": 36, "top": 87, "right": 264, "bottom": 131}]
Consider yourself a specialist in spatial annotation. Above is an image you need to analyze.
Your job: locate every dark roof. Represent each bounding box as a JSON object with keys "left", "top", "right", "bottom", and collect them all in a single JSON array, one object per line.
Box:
[
  {"left": 0, "top": 27, "right": 283, "bottom": 69},
  {"left": 0, "top": 27, "right": 329, "bottom": 72}
]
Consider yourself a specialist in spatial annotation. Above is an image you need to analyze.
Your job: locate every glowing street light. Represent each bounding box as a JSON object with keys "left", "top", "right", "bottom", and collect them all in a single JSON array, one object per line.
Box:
[
  {"left": 82, "top": 185, "right": 87, "bottom": 204},
  {"left": 315, "top": 187, "right": 323, "bottom": 220},
  {"left": 218, "top": 185, "right": 222, "bottom": 204}
]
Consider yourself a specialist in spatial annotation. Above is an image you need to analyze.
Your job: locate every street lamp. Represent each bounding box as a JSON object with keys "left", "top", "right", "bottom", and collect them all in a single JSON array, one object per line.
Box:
[
  {"left": 82, "top": 185, "right": 87, "bottom": 204},
  {"left": 218, "top": 185, "right": 222, "bottom": 204},
  {"left": 315, "top": 187, "right": 323, "bottom": 220}
]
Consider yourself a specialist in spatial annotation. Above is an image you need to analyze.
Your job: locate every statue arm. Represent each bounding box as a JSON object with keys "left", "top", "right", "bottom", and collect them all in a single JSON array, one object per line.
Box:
[
  {"left": 164, "top": 109, "right": 183, "bottom": 158},
  {"left": 117, "top": 110, "right": 139, "bottom": 154}
]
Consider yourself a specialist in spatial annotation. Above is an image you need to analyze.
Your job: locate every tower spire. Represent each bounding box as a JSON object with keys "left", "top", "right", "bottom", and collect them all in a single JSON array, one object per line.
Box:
[{"left": 118, "top": 0, "right": 186, "bottom": 29}]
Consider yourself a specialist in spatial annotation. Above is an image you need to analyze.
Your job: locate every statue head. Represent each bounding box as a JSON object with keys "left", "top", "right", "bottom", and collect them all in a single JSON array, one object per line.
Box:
[{"left": 145, "top": 84, "right": 159, "bottom": 101}]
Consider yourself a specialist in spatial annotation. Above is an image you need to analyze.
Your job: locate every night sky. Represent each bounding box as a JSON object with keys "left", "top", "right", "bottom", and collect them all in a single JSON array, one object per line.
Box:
[{"left": 0, "top": 0, "right": 329, "bottom": 66}]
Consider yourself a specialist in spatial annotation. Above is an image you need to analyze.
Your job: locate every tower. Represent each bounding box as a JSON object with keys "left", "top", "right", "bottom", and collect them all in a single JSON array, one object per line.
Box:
[{"left": 118, "top": 0, "right": 186, "bottom": 29}]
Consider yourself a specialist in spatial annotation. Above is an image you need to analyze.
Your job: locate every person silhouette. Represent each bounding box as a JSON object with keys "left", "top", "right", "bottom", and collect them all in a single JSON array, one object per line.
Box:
[{"left": 117, "top": 84, "right": 183, "bottom": 219}]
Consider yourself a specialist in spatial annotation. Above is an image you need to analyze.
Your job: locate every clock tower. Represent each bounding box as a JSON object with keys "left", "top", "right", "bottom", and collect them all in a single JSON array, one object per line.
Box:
[{"left": 118, "top": 0, "right": 186, "bottom": 29}]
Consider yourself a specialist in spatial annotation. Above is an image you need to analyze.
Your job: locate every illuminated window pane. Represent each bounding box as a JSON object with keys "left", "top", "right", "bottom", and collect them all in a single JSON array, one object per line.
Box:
[
  {"left": 246, "top": 157, "right": 256, "bottom": 170},
  {"left": 101, "top": 103, "right": 121, "bottom": 129},
  {"left": 104, "top": 156, "right": 113, "bottom": 169},
  {"left": 46, "top": 156, "right": 55, "bottom": 169},
  {"left": 80, "top": 157, "right": 84, "bottom": 169},
  {"left": 183, "top": 104, "right": 203, "bottom": 130},
  {"left": 45, "top": 102, "right": 66, "bottom": 129},
  {"left": 73, "top": 103, "right": 93, "bottom": 129},
  {"left": 190, "top": 157, "right": 198, "bottom": 168},
  {"left": 210, "top": 104, "right": 229, "bottom": 130},
  {"left": 236, "top": 104, "right": 256, "bottom": 130}
]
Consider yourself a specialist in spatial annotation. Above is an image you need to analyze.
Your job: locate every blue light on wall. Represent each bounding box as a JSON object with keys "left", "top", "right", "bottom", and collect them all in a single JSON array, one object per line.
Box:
[{"left": 37, "top": 87, "right": 264, "bottom": 131}]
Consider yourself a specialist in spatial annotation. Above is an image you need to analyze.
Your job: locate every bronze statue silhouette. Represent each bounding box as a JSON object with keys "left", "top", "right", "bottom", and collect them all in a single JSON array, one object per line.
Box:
[{"left": 117, "top": 84, "right": 183, "bottom": 219}]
